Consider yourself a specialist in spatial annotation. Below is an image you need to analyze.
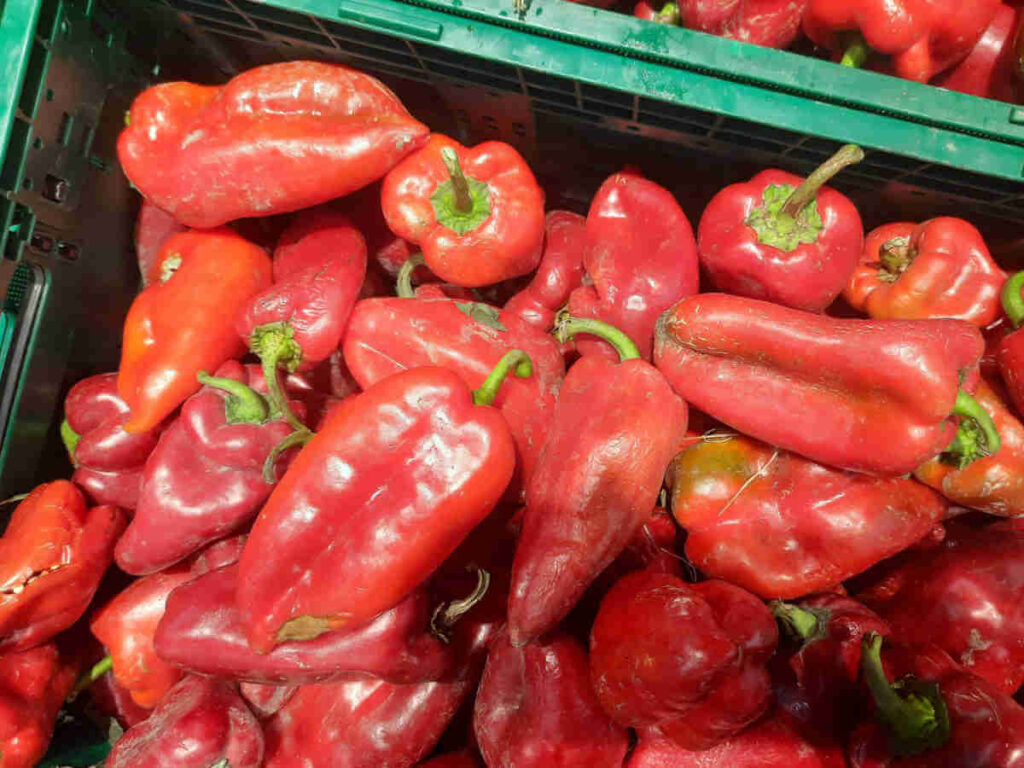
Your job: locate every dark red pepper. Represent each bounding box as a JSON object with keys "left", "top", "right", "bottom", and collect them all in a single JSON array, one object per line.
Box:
[
  {"left": 677, "top": 0, "right": 809, "bottom": 47},
  {"left": 89, "top": 670, "right": 151, "bottom": 730},
  {"left": 134, "top": 200, "right": 186, "bottom": 288},
  {"left": 418, "top": 753, "right": 481, "bottom": 768},
  {"left": 934, "top": 2, "right": 1023, "bottom": 101},
  {"left": 239, "top": 683, "right": 296, "bottom": 719},
  {"left": 996, "top": 270, "right": 1024, "bottom": 416}
]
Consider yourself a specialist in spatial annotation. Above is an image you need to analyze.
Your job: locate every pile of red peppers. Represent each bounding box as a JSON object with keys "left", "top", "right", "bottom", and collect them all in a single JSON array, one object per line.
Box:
[{"left": 6, "top": 57, "right": 1024, "bottom": 768}]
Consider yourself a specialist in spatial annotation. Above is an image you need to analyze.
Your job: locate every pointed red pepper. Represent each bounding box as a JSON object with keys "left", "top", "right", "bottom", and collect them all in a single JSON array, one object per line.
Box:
[
  {"left": 676, "top": 0, "right": 808, "bottom": 48},
  {"left": 934, "top": 3, "right": 1024, "bottom": 101}
]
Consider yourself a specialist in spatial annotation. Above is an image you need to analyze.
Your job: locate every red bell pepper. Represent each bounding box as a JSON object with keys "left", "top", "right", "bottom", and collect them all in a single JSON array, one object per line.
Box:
[
  {"left": 381, "top": 134, "right": 545, "bottom": 288},
  {"left": 117, "top": 228, "right": 272, "bottom": 434},
  {"left": 118, "top": 61, "right": 428, "bottom": 228},
  {"left": 134, "top": 200, "right": 186, "bottom": 287},
  {"left": 676, "top": 0, "right": 809, "bottom": 48},
  {"left": 634, "top": 1, "right": 681, "bottom": 24},
  {"left": 997, "top": 270, "right": 1024, "bottom": 415},
  {"left": 503, "top": 210, "right": 587, "bottom": 331},
  {"left": 473, "top": 632, "right": 629, "bottom": 768},
  {"left": 654, "top": 293, "right": 998, "bottom": 475},
  {"left": 698, "top": 145, "right": 865, "bottom": 312},
  {"left": 239, "top": 683, "right": 296, "bottom": 719},
  {"left": 106, "top": 674, "right": 264, "bottom": 768},
  {"left": 844, "top": 218, "right": 1005, "bottom": 326},
  {"left": 856, "top": 520, "right": 1024, "bottom": 694},
  {"left": 509, "top": 317, "right": 687, "bottom": 646},
  {"left": 848, "top": 635, "right": 1024, "bottom": 767},
  {"left": 666, "top": 431, "right": 947, "bottom": 598},
  {"left": 804, "top": 0, "right": 1001, "bottom": 82},
  {"left": 62, "top": 372, "right": 162, "bottom": 509},
  {"left": 0, "top": 642, "right": 77, "bottom": 768},
  {"left": 237, "top": 356, "right": 522, "bottom": 653},
  {"left": 115, "top": 361, "right": 303, "bottom": 574},
  {"left": 568, "top": 170, "right": 699, "bottom": 360},
  {"left": 934, "top": 3, "right": 1023, "bottom": 101},
  {"left": 590, "top": 570, "right": 777, "bottom": 749},
  {"left": 0, "top": 481, "right": 125, "bottom": 652}
]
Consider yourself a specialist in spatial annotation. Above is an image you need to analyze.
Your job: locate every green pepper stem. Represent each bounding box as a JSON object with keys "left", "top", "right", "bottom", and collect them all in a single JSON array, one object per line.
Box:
[
  {"left": 655, "top": 2, "right": 679, "bottom": 23},
  {"left": 1001, "top": 271, "right": 1024, "bottom": 329},
  {"left": 472, "top": 350, "right": 533, "bottom": 406},
  {"left": 771, "top": 601, "right": 821, "bottom": 642},
  {"left": 430, "top": 568, "right": 491, "bottom": 643},
  {"left": 946, "top": 389, "right": 1002, "bottom": 467},
  {"left": 263, "top": 428, "right": 314, "bottom": 484},
  {"left": 781, "top": 144, "right": 865, "bottom": 220},
  {"left": 396, "top": 253, "right": 427, "bottom": 299},
  {"left": 554, "top": 312, "right": 642, "bottom": 362},
  {"left": 61, "top": 419, "right": 81, "bottom": 467},
  {"left": 840, "top": 34, "right": 870, "bottom": 68},
  {"left": 72, "top": 655, "right": 112, "bottom": 696},
  {"left": 250, "top": 322, "right": 306, "bottom": 434},
  {"left": 197, "top": 371, "right": 270, "bottom": 424},
  {"left": 440, "top": 147, "right": 473, "bottom": 213}
]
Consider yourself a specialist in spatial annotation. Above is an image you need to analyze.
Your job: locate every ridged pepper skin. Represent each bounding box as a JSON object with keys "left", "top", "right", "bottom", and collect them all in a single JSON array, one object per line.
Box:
[
  {"left": 0, "top": 482, "right": 125, "bottom": 652},
  {"left": 0, "top": 643, "right": 77, "bottom": 768},
  {"left": 698, "top": 147, "right": 864, "bottom": 312},
  {"left": 238, "top": 365, "right": 516, "bottom": 653},
  {"left": 473, "top": 632, "right": 629, "bottom": 768},
  {"left": 117, "top": 228, "right": 273, "bottom": 434},
  {"left": 591, "top": 571, "right": 777, "bottom": 750},
  {"left": 155, "top": 563, "right": 451, "bottom": 684},
  {"left": 628, "top": 714, "right": 848, "bottom": 768},
  {"left": 107, "top": 675, "right": 264, "bottom": 768},
  {"left": 676, "top": 0, "right": 808, "bottom": 47},
  {"left": 667, "top": 432, "right": 947, "bottom": 599},
  {"left": 134, "top": 200, "right": 186, "bottom": 287},
  {"left": 568, "top": 171, "right": 699, "bottom": 360},
  {"left": 934, "top": 3, "right": 1023, "bottom": 101},
  {"left": 117, "top": 61, "right": 428, "bottom": 228},
  {"left": 381, "top": 134, "right": 545, "bottom": 287},
  {"left": 844, "top": 218, "right": 1005, "bottom": 326},
  {"left": 115, "top": 361, "right": 302, "bottom": 575},
  {"left": 654, "top": 293, "right": 992, "bottom": 476},
  {"left": 997, "top": 271, "right": 1024, "bottom": 416},
  {"left": 803, "top": 0, "right": 1001, "bottom": 82},
  {"left": 856, "top": 520, "right": 1024, "bottom": 694},
  {"left": 62, "top": 372, "right": 162, "bottom": 509},
  {"left": 90, "top": 563, "right": 194, "bottom": 708}
]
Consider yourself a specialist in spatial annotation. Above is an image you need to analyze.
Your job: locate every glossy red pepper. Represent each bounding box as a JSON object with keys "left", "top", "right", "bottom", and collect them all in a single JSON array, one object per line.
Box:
[
  {"left": 0, "top": 481, "right": 125, "bottom": 652},
  {"left": 568, "top": 170, "right": 699, "bottom": 360},
  {"left": 509, "top": 317, "right": 687, "bottom": 646},
  {"left": 62, "top": 372, "right": 162, "bottom": 509},
  {"left": 996, "top": 270, "right": 1024, "bottom": 416},
  {"left": 676, "top": 0, "right": 809, "bottom": 47},
  {"left": 115, "top": 361, "right": 303, "bottom": 575},
  {"left": 107, "top": 675, "right": 264, "bottom": 768},
  {"left": 134, "top": 200, "right": 186, "bottom": 287},
  {"left": 654, "top": 293, "right": 997, "bottom": 475},
  {"left": 934, "top": 3, "right": 1023, "bottom": 101},
  {"left": 591, "top": 570, "right": 777, "bottom": 749},
  {"left": 698, "top": 145, "right": 864, "bottom": 312},
  {"left": 856, "top": 520, "right": 1024, "bottom": 694},
  {"left": 0, "top": 643, "right": 77, "bottom": 768},
  {"left": 474, "top": 632, "right": 629, "bottom": 768},
  {"left": 666, "top": 431, "right": 947, "bottom": 598},
  {"left": 803, "top": 0, "right": 1001, "bottom": 82},
  {"left": 381, "top": 134, "right": 545, "bottom": 287},
  {"left": 844, "top": 218, "right": 1005, "bottom": 325},
  {"left": 118, "top": 61, "right": 428, "bottom": 228},
  {"left": 634, "top": 1, "right": 681, "bottom": 24}
]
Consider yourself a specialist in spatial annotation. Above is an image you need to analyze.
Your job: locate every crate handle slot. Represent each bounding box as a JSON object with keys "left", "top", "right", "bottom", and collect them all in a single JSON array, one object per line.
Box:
[{"left": 337, "top": 0, "right": 443, "bottom": 40}]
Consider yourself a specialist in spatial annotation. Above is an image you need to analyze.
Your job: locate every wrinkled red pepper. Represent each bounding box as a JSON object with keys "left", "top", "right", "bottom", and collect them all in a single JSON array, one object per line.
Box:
[
  {"left": 654, "top": 293, "right": 997, "bottom": 475},
  {"left": 844, "top": 218, "right": 1005, "bottom": 326},
  {"left": 591, "top": 570, "right": 777, "bottom": 750},
  {"left": 667, "top": 431, "right": 947, "bottom": 598},
  {"left": 934, "top": 3, "right": 1023, "bottom": 101},
  {"left": 634, "top": 1, "right": 681, "bottom": 24},
  {"left": 677, "top": 0, "right": 809, "bottom": 48},
  {"left": 0, "top": 481, "right": 125, "bottom": 652},
  {"left": 106, "top": 675, "right": 264, "bottom": 768},
  {"left": 474, "top": 631, "right": 629, "bottom": 768},
  {"left": 134, "top": 200, "right": 186, "bottom": 287},
  {"left": 62, "top": 372, "right": 162, "bottom": 509},
  {"left": 996, "top": 270, "right": 1024, "bottom": 416},
  {"left": 509, "top": 317, "right": 687, "bottom": 646},
  {"left": 381, "top": 134, "right": 545, "bottom": 287},
  {"left": 118, "top": 61, "right": 428, "bottom": 228},
  {"left": 568, "top": 170, "right": 699, "bottom": 360},
  {"left": 698, "top": 145, "right": 865, "bottom": 312}
]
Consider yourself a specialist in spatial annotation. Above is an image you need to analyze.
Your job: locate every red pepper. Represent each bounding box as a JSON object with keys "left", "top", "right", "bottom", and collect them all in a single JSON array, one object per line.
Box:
[
  {"left": 381, "top": 134, "right": 545, "bottom": 287},
  {"left": 106, "top": 675, "right": 264, "bottom": 768},
  {"left": 503, "top": 210, "right": 587, "bottom": 331},
  {"left": 90, "top": 563, "right": 194, "bottom": 708},
  {"left": 89, "top": 670, "right": 151, "bottom": 730},
  {"left": 996, "top": 270, "right": 1024, "bottom": 416},
  {"left": 239, "top": 683, "right": 296, "bottom": 719},
  {"left": 473, "top": 632, "right": 629, "bottom": 768},
  {"left": 698, "top": 145, "right": 865, "bottom": 312},
  {"left": 118, "top": 61, "right": 429, "bottom": 228},
  {"left": 0, "top": 643, "right": 77, "bottom": 768},
  {"left": 117, "top": 228, "right": 272, "bottom": 434},
  {"left": 0, "top": 481, "right": 125, "bottom": 652},
  {"left": 844, "top": 218, "right": 1005, "bottom": 325},
  {"left": 509, "top": 317, "right": 687, "bottom": 646},
  {"left": 666, "top": 431, "right": 947, "bottom": 599},
  {"left": 568, "top": 171, "right": 699, "bottom": 360},
  {"left": 634, "top": 1, "right": 681, "bottom": 24},
  {"left": 340, "top": 182, "right": 416, "bottom": 279},
  {"left": 654, "top": 293, "right": 998, "bottom": 475},
  {"left": 590, "top": 570, "right": 777, "bottom": 749},
  {"left": 849, "top": 635, "right": 1024, "bottom": 767},
  {"left": 62, "top": 372, "right": 162, "bottom": 509},
  {"left": 237, "top": 356, "right": 522, "bottom": 653},
  {"left": 856, "top": 520, "right": 1024, "bottom": 694},
  {"left": 934, "top": 3, "right": 1023, "bottom": 101},
  {"left": 115, "top": 361, "right": 302, "bottom": 575},
  {"left": 676, "top": 0, "right": 808, "bottom": 48},
  {"left": 803, "top": 0, "right": 1001, "bottom": 82},
  {"left": 134, "top": 200, "right": 186, "bottom": 287}
]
